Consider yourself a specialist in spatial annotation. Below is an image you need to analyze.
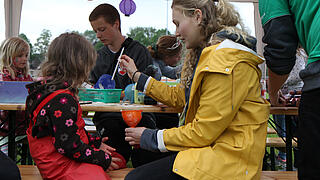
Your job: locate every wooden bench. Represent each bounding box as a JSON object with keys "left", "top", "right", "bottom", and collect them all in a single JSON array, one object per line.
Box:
[
  {"left": 18, "top": 165, "right": 42, "bottom": 180},
  {"left": 109, "top": 168, "right": 134, "bottom": 180},
  {"left": 261, "top": 171, "right": 297, "bottom": 180},
  {"left": 266, "top": 137, "right": 297, "bottom": 148},
  {"left": 267, "top": 127, "right": 277, "bottom": 134},
  {"left": 18, "top": 165, "right": 133, "bottom": 180},
  {"left": 18, "top": 165, "right": 298, "bottom": 180}
]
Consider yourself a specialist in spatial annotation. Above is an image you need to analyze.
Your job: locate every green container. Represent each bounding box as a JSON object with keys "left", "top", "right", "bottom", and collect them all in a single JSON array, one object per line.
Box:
[{"left": 78, "top": 88, "right": 122, "bottom": 103}]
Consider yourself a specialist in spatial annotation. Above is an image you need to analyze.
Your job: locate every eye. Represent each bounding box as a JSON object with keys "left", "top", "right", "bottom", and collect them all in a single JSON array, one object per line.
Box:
[{"left": 98, "top": 27, "right": 106, "bottom": 32}]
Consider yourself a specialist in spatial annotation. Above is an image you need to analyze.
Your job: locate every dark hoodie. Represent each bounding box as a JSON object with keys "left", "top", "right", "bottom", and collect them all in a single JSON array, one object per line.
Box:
[{"left": 89, "top": 37, "right": 153, "bottom": 90}]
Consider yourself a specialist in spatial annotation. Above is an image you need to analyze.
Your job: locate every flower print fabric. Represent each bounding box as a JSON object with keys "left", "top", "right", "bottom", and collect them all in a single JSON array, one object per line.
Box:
[
  {"left": 40, "top": 93, "right": 111, "bottom": 170},
  {"left": 25, "top": 80, "right": 111, "bottom": 170}
]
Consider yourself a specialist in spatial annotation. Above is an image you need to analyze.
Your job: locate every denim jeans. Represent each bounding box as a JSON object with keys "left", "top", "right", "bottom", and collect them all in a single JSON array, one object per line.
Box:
[{"left": 273, "top": 114, "right": 286, "bottom": 160}]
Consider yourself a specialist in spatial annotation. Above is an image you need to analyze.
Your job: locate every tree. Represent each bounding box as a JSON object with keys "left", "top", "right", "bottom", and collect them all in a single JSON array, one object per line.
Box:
[
  {"left": 81, "top": 30, "right": 103, "bottom": 50},
  {"left": 126, "top": 27, "right": 169, "bottom": 47},
  {"left": 32, "top": 29, "right": 52, "bottom": 69},
  {"left": 34, "top": 29, "right": 51, "bottom": 55}
]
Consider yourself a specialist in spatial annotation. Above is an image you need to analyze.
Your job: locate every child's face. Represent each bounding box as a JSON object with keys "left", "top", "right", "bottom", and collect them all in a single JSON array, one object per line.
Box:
[
  {"left": 90, "top": 17, "right": 119, "bottom": 46},
  {"left": 172, "top": 7, "right": 202, "bottom": 49},
  {"left": 164, "top": 52, "right": 181, "bottom": 66},
  {"left": 13, "top": 51, "right": 28, "bottom": 69}
]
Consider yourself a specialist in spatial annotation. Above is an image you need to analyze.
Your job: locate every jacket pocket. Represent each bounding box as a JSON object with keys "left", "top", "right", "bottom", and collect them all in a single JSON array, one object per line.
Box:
[{"left": 215, "top": 129, "right": 244, "bottom": 148}]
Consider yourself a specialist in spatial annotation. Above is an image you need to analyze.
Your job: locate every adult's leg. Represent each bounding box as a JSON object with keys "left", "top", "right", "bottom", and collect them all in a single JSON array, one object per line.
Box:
[
  {"left": 297, "top": 88, "right": 320, "bottom": 179},
  {"left": 131, "top": 113, "right": 173, "bottom": 167},
  {"left": 93, "top": 112, "right": 132, "bottom": 162},
  {"left": 154, "top": 113, "right": 179, "bottom": 129},
  {"left": 0, "top": 150, "right": 21, "bottom": 180},
  {"left": 94, "top": 112, "right": 163, "bottom": 167},
  {"left": 273, "top": 115, "right": 286, "bottom": 160},
  {"left": 125, "top": 152, "right": 186, "bottom": 180}
]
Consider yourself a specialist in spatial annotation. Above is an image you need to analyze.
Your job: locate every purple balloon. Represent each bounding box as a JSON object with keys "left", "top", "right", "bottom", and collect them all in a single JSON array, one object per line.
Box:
[{"left": 119, "top": 0, "right": 136, "bottom": 16}]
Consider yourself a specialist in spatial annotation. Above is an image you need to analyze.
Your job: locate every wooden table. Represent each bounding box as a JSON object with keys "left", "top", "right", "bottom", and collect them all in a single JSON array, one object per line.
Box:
[
  {"left": 0, "top": 102, "right": 180, "bottom": 161},
  {"left": 0, "top": 102, "right": 180, "bottom": 113},
  {"left": 1, "top": 102, "right": 298, "bottom": 170},
  {"left": 0, "top": 103, "right": 298, "bottom": 114}
]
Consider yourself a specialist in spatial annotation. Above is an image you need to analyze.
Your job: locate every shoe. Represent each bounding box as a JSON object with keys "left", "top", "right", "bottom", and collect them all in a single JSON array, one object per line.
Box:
[
  {"left": 275, "top": 156, "right": 286, "bottom": 170},
  {"left": 277, "top": 156, "right": 286, "bottom": 163}
]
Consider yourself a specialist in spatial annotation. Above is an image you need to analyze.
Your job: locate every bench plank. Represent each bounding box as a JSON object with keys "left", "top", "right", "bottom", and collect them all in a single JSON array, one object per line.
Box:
[
  {"left": 266, "top": 137, "right": 297, "bottom": 148},
  {"left": 18, "top": 165, "right": 133, "bottom": 180},
  {"left": 18, "top": 165, "right": 42, "bottom": 180},
  {"left": 109, "top": 168, "right": 134, "bottom": 180},
  {"left": 267, "top": 127, "right": 277, "bottom": 134},
  {"left": 261, "top": 171, "right": 297, "bottom": 180},
  {"left": 19, "top": 165, "right": 298, "bottom": 180}
]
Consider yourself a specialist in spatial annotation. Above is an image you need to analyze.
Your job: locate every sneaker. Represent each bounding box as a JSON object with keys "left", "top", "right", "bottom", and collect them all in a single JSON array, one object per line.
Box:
[
  {"left": 276, "top": 156, "right": 286, "bottom": 170},
  {"left": 277, "top": 156, "right": 286, "bottom": 163}
]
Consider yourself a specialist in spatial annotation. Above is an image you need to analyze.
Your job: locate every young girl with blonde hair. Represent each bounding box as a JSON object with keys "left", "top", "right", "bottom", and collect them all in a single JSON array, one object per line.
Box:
[
  {"left": 121, "top": 0, "right": 269, "bottom": 179},
  {"left": 25, "top": 33, "right": 125, "bottom": 180},
  {"left": 0, "top": 37, "right": 33, "bottom": 147},
  {"left": 0, "top": 37, "right": 32, "bottom": 81}
]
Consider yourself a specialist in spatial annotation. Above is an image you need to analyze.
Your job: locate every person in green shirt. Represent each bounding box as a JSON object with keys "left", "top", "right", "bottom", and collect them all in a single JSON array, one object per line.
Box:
[{"left": 259, "top": 0, "right": 320, "bottom": 178}]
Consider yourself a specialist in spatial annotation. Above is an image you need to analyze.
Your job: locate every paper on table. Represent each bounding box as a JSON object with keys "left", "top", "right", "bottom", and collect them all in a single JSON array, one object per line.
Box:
[
  {"left": 98, "top": 83, "right": 104, "bottom": 89},
  {"left": 111, "top": 47, "right": 125, "bottom": 80}
]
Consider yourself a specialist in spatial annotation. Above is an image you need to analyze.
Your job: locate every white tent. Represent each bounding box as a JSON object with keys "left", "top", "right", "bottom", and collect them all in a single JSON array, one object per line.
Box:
[{"left": 4, "top": 0, "right": 23, "bottom": 38}]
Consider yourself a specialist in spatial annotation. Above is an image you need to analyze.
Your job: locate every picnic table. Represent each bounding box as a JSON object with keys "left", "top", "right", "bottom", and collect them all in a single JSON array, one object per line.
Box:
[{"left": 0, "top": 102, "right": 298, "bottom": 170}]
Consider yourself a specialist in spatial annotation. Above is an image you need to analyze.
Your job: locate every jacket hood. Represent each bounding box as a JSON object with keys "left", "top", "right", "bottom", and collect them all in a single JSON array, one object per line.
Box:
[
  {"left": 215, "top": 30, "right": 257, "bottom": 52},
  {"left": 25, "top": 80, "right": 71, "bottom": 123},
  {"left": 198, "top": 39, "right": 264, "bottom": 77}
]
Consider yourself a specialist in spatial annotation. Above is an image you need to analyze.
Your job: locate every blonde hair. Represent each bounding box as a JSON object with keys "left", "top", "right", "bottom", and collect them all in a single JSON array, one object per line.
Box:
[
  {"left": 40, "top": 33, "right": 97, "bottom": 93},
  {"left": 0, "top": 37, "right": 30, "bottom": 79},
  {"left": 172, "top": 0, "right": 252, "bottom": 88},
  {"left": 147, "top": 35, "right": 182, "bottom": 60}
]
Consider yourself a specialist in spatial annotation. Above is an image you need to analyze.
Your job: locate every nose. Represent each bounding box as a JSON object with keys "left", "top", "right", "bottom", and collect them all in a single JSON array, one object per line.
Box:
[
  {"left": 96, "top": 31, "right": 102, "bottom": 39},
  {"left": 22, "top": 55, "right": 28, "bottom": 62}
]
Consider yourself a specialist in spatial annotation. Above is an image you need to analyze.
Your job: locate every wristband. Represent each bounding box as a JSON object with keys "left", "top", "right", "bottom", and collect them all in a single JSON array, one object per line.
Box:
[{"left": 132, "top": 71, "right": 139, "bottom": 82}]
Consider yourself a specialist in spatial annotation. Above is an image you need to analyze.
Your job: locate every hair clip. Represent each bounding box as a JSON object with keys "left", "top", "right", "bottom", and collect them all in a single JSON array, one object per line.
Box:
[{"left": 167, "top": 39, "right": 181, "bottom": 50}]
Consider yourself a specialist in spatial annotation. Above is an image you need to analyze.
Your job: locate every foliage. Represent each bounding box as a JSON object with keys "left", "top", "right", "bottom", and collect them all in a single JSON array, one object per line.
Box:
[
  {"left": 126, "top": 27, "right": 170, "bottom": 47},
  {"left": 31, "top": 29, "right": 52, "bottom": 69},
  {"left": 81, "top": 30, "right": 103, "bottom": 50},
  {"left": 34, "top": 29, "right": 51, "bottom": 55},
  {"left": 21, "top": 27, "right": 172, "bottom": 70}
]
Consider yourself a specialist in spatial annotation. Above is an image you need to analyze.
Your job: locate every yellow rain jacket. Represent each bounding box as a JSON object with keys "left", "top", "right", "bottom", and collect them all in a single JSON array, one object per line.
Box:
[{"left": 145, "top": 40, "right": 270, "bottom": 180}]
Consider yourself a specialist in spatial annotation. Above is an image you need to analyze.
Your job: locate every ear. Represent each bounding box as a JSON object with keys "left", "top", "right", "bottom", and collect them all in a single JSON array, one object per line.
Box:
[
  {"left": 113, "top": 20, "right": 120, "bottom": 30},
  {"left": 194, "top": 9, "right": 203, "bottom": 25}
]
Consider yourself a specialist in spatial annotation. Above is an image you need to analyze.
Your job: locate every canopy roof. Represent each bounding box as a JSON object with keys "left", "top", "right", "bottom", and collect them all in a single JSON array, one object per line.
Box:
[{"left": 4, "top": 0, "right": 23, "bottom": 39}]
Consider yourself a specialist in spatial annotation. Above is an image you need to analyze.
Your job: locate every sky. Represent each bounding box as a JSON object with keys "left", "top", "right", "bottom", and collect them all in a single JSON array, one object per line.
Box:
[{"left": 0, "top": 0, "right": 255, "bottom": 44}]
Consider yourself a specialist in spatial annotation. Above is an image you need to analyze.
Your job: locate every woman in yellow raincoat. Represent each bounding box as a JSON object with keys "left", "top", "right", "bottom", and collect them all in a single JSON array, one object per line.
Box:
[{"left": 121, "top": 0, "right": 270, "bottom": 179}]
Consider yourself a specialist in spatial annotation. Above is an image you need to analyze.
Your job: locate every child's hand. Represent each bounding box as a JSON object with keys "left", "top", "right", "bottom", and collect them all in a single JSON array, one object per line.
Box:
[
  {"left": 106, "top": 157, "right": 122, "bottom": 172},
  {"left": 99, "top": 137, "right": 116, "bottom": 155}
]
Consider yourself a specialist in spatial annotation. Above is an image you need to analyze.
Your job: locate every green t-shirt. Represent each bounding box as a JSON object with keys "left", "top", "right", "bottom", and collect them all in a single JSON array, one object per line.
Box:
[{"left": 259, "top": 0, "right": 320, "bottom": 64}]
